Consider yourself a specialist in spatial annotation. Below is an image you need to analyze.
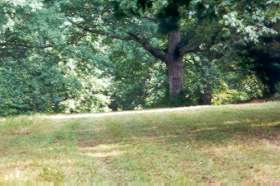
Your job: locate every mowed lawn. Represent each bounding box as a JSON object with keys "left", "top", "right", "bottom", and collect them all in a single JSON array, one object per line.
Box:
[{"left": 0, "top": 102, "right": 280, "bottom": 185}]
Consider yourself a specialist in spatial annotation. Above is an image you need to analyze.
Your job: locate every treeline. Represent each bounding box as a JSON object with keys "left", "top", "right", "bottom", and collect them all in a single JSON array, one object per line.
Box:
[{"left": 0, "top": 0, "right": 279, "bottom": 116}]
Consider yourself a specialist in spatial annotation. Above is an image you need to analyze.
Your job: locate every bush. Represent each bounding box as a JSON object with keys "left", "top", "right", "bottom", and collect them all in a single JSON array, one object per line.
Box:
[
  {"left": 212, "top": 75, "right": 265, "bottom": 105},
  {"left": 0, "top": 58, "right": 111, "bottom": 116},
  {"left": 238, "top": 75, "right": 265, "bottom": 99},
  {"left": 0, "top": 60, "right": 73, "bottom": 116}
]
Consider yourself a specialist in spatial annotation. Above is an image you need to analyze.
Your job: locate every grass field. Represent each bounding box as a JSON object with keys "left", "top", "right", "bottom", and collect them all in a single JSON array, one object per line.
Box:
[{"left": 0, "top": 102, "right": 280, "bottom": 185}]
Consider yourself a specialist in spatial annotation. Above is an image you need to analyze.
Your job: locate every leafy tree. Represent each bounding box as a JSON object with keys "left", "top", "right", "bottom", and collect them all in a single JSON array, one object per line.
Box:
[
  {"left": 43, "top": 0, "right": 218, "bottom": 102},
  {"left": 0, "top": 1, "right": 111, "bottom": 115},
  {"left": 44, "top": 0, "right": 278, "bottom": 103},
  {"left": 0, "top": 0, "right": 279, "bottom": 115}
]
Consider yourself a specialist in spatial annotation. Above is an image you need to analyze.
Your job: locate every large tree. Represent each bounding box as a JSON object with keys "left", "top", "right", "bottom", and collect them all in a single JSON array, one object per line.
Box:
[
  {"left": 43, "top": 0, "right": 219, "bottom": 100},
  {"left": 49, "top": 0, "right": 278, "bottom": 101},
  {"left": 1, "top": 0, "right": 279, "bottom": 108}
]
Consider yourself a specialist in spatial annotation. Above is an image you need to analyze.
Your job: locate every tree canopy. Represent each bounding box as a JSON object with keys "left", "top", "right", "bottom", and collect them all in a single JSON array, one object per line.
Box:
[{"left": 0, "top": 0, "right": 279, "bottom": 115}]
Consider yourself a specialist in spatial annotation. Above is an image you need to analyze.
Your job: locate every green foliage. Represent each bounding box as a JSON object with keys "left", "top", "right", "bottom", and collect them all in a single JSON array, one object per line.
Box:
[
  {"left": 0, "top": 0, "right": 279, "bottom": 114},
  {"left": 59, "top": 60, "right": 112, "bottom": 113},
  {"left": 212, "top": 89, "right": 247, "bottom": 105},
  {"left": 212, "top": 75, "right": 265, "bottom": 105},
  {"left": 184, "top": 54, "right": 222, "bottom": 105},
  {"left": 0, "top": 58, "right": 76, "bottom": 115},
  {"left": 238, "top": 75, "right": 265, "bottom": 98},
  {"left": 108, "top": 42, "right": 168, "bottom": 110},
  {"left": 0, "top": 52, "right": 111, "bottom": 116},
  {"left": 144, "top": 63, "right": 168, "bottom": 108}
]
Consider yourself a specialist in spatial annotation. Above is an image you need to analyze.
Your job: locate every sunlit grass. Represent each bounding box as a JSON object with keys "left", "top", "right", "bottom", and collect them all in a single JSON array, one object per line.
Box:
[{"left": 0, "top": 102, "right": 280, "bottom": 184}]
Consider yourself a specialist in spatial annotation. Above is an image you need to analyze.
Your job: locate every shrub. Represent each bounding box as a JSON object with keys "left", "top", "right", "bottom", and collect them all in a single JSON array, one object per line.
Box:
[{"left": 212, "top": 75, "right": 265, "bottom": 105}]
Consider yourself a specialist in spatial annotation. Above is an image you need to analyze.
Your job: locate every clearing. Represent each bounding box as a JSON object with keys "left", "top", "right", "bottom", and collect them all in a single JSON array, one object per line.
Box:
[{"left": 0, "top": 102, "right": 280, "bottom": 184}]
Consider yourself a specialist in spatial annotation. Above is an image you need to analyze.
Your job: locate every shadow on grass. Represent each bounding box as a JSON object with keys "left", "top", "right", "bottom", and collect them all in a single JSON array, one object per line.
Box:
[
  {"left": 2, "top": 106, "right": 280, "bottom": 151},
  {"left": 76, "top": 117, "right": 280, "bottom": 148}
]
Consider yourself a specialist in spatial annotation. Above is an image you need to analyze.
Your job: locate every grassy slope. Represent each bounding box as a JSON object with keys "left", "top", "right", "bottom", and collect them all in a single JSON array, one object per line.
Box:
[{"left": 0, "top": 102, "right": 280, "bottom": 184}]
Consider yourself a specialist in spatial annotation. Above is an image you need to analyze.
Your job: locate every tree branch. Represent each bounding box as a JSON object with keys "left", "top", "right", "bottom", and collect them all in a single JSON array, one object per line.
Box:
[
  {"left": 127, "top": 33, "right": 167, "bottom": 61},
  {"left": 69, "top": 19, "right": 167, "bottom": 62},
  {"left": 179, "top": 26, "right": 222, "bottom": 56},
  {"left": 142, "top": 16, "right": 158, "bottom": 23},
  {"left": 68, "top": 19, "right": 131, "bottom": 41},
  {"left": 0, "top": 42, "right": 52, "bottom": 49}
]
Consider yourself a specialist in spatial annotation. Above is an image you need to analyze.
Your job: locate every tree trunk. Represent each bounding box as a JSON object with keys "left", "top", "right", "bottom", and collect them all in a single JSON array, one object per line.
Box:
[
  {"left": 166, "top": 31, "right": 184, "bottom": 98},
  {"left": 201, "top": 83, "right": 212, "bottom": 105},
  {"left": 167, "top": 59, "right": 184, "bottom": 97}
]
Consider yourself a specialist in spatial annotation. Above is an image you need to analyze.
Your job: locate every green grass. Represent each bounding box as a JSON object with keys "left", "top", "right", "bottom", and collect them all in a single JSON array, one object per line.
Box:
[{"left": 0, "top": 102, "right": 280, "bottom": 185}]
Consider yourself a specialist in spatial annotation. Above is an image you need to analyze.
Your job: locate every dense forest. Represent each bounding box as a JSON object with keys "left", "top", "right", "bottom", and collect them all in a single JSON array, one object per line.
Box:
[{"left": 0, "top": 0, "right": 279, "bottom": 115}]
